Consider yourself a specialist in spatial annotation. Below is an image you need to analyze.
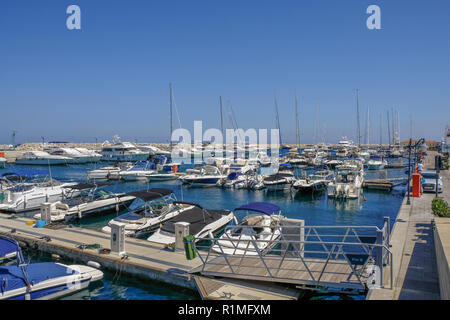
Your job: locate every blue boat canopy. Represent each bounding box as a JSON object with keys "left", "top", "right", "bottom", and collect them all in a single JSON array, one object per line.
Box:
[
  {"left": 279, "top": 163, "right": 292, "bottom": 167},
  {"left": 0, "top": 237, "right": 20, "bottom": 259},
  {"left": 235, "top": 202, "right": 281, "bottom": 215}
]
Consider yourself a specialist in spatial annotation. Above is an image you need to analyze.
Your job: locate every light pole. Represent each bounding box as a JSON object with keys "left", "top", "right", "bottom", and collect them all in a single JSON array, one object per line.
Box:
[{"left": 406, "top": 138, "right": 425, "bottom": 205}]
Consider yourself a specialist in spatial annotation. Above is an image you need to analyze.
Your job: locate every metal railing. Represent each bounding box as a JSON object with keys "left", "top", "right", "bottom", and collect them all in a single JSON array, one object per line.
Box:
[{"left": 193, "top": 217, "right": 393, "bottom": 291}]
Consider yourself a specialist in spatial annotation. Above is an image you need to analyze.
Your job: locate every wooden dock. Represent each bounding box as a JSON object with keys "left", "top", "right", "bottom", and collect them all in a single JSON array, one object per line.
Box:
[
  {"left": 0, "top": 213, "right": 202, "bottom": 291},
  {"left": 363, "top": 178, "right": 408, "bottom": 191}
]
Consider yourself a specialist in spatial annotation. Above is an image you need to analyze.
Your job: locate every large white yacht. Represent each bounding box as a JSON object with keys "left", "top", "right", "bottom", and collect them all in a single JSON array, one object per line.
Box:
[
  {"left": 14, "top": 151, "right": 71, "bottom": 165},
  {"left": 73, "top": 148, "right": 102, "bottom": 162},
  {"left": 101, "top": 142, "right": 149, "bottom": 162},
  {"left": 44, "top": 147, "right": 90, "bottom": 164}
]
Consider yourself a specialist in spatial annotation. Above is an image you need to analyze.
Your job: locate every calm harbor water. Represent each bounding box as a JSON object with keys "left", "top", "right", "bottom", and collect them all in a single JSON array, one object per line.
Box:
[{"left": 0, "top": 161, "right": 408, "bottom": 300}]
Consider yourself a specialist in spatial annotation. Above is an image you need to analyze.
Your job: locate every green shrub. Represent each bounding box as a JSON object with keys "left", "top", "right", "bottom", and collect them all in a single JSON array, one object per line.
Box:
[{"left": 432, "top": 197, "right": 450, "bottom": 217}]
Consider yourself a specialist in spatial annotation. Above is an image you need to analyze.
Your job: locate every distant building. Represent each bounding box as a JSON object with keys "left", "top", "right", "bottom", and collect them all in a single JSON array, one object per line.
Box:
[{"left": 400, "top": 139, "right": 440, "bottom": 151}]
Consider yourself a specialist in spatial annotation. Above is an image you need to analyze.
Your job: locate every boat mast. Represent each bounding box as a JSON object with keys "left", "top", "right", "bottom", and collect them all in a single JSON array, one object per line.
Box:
[
  {"left": 379, "top": 113, "right": 382, "bottom": 147},
  {"left": 274, "top": 90, "right": 282, "bottom": 146},
  {"left": 295, "top": 92, "right": 300, "bottom": 147},
  {"left": 387, "top": 110, "right": 391, "bottom": 148},
  {"left": 169, "top": 82, "right": 173, "bottom": 152},
  {"left": 356, "top": 89, "right": 360, "bottom": 147},
  {"left": 219, "top": 96, "right": 224, "bottom": 141}
]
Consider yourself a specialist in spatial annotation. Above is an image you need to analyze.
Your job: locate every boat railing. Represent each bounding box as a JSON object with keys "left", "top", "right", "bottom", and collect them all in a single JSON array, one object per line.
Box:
[{"left": 193, "top": 217, "right": 393, "bottom": 291}]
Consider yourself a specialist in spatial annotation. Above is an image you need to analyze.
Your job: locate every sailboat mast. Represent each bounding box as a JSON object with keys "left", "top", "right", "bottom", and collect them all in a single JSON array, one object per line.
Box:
[
  {"left": 274, "top": 90, "right": 282, "bottom": 145},
  {"left": 219, "top": 96, "right": 224, "bottom": 139},
  {"left": 356, "top": 89, "right": 360, "bottom": 147},
  {"left": 169, "top": 82, "right": 173, "bottom": 152},
  {"left": 295, "top": 93, "right": 300, "bottom": 146},
  {"left": 387, "top": 110, "right": 391, "bottom": 147}
]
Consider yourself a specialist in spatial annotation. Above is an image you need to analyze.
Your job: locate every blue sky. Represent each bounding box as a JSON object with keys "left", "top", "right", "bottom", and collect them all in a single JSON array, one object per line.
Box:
[{"left": 0, "top": 0, "right": 449, "bottom": 144}]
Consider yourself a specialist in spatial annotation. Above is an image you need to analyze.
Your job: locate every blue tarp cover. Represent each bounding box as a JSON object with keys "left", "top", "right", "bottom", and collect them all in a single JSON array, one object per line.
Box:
[
  {"left": 0, "top": 238, "right": 19, "bottom": 259},
  {"left": 0, "top": 262, "right": 77, "bottom": 293},
  {"left": 234, "top": 202, "right": 281, "bottom": 215}
]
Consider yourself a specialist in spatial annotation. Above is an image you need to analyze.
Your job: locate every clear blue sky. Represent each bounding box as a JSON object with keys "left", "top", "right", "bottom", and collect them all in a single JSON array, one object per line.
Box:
[{"left": 0, "top": 0, "right": 449, "bottom": 144}]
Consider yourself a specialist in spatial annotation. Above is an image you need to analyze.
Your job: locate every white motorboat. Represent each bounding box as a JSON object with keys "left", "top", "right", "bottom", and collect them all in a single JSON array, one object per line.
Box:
[
  {"left": 73, "top": 148, "right": 102, "bottom": 162},
  {"left": 0, "top": 236, "right": 103, "bottom": 300},
  {"left": 293, "top": 167, "right": 334, "bottom": 194},
  {"left": 367, "top": 156, "right": 387, "bottom": 170},
  {"left": 101, "top": 142, "right": 149, "bottom": 162},
  {"left": 0, "top": 176, "right": 79, "bottom": 213},
  {"left": 263, "top": 164, "right": 296, "bottom": 191},
  {"left": 179, "top": 165, "right": 227, "bottom": 187},
  {"left": 119, "top": 162, "right": 156, "bottom": 181},
  {"left": 33, "top": 182, "right": 136, "bottom": 222},
  {"left": 44, "top": 147, "right": 90, "bottom": 164},
  {"left": 327, "top": 160, "right": 365, "bottom": 200},
  {"left": 102, "top": 188, "right": 194, "bottom": 237},
  {"left": 211, "top": 202, "right": 283, "bottom": 255},
  {"left": 147, "top": 202, "right": 234, "bottom": 244},
  {"left": 14, "top": 151, "right": 71, "bottom": 165},
  {"left": 87, "top": 163, "right": 132, "bottom": 180}
]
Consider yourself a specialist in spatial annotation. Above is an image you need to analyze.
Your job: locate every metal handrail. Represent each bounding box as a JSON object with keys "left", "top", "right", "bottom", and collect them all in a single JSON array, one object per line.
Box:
[{"left": 193, "top": 221, "right": 393, "bottom": 290}]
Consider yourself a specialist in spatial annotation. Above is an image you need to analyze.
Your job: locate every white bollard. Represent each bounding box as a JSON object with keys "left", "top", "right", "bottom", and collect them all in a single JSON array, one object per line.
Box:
[
  {"left": 110, "top": 221, "right": 126, "bottom": 256},
  {"left": 40, "top": 202, "right": 52, "bottom": 223},
  {"left": 174, "top": 222, "right": 190, "bottom": 251}
]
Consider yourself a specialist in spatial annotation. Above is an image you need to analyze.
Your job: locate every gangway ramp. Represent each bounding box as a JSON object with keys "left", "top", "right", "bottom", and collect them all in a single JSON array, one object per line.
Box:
[
  {"left": 193, "top": 275, "right": 301, "bottom": 300},
  {"left": 191, "top": 218, "right": 393, "bottom": 295}
]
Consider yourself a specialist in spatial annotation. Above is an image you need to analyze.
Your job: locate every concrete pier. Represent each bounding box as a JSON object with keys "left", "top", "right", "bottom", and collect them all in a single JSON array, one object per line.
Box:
[
  {"left": 367, "top": 151, "right": 449, "bottom": 300},
  {"left": 0, "top": 214, "right": 202, "bottom": 291}
]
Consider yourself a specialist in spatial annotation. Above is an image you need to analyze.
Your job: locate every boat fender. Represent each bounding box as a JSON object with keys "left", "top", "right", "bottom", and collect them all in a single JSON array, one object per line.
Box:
[{"left": 87, "top": 261, "right": 101, "bottom": 269}]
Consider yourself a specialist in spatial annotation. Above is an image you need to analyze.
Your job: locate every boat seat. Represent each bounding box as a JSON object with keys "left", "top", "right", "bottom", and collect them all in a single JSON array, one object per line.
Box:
[{"left": 245, "top": 216, "right": 263, "bottom": 226}]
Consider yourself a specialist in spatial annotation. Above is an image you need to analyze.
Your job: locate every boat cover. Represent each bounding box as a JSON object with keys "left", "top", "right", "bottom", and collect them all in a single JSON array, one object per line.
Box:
[
  {"left": 264, "top": 173, "right": 293, "bottom": 182},
  {"left": 0, "top": 237, "right": 20, "bottom": 259},
  {"left": 160, "top": 207, "right": 231, "bottom": 235},
  {"left": 234, "top": 202, "right": 280, "bottom": 215},
  {"left": 0, "top": 262, "right": 78, "bottom": 293},
  {"left": 126, "top": 188, "right": 173, "bottom": 202},
  {"left": 66, "top": 182, "right": 112, "bottom": 190}
]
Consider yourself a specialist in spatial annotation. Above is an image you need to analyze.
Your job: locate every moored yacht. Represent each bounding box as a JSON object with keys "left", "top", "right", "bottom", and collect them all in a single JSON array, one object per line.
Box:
[
  {"left": 210, "top": 202, "right": 283, "bottom": 255},
  {"left": 14, "top": 151, "right": 71, "bottom": 165},
  {"left": 367, "top": 155, "right": 387, "bottom": 170},
  {"left": 179, "top": 165, "right": 227, "bottom": 187},
  {"left": 101, "top": 142, "right": 149, "bottom": 162},
  {"left": 101, "top": 188, "right": 194, "bottom": 237},
  {"left": 0, "top": 236, "right": 103, "bottom": 300},
  {"left": 262, "top": 163, "right": 296, "bottom": 191},
  {"left": 147, "top": 202, "right": 234, "bottom": 244},
  {"left": 33, "top": 183, "right": 136, "bottom": 222},
  {"left": 44, "top": 147, "right": 90, "bottom": 164},
  {"left": 327, "top": 160, "right": 364, "bottom": 199},
  {"left": 0, "top": 176, "right": 79, "bottom": 213},
  {"left": 73, "top": 148, "right": 102, "bottom": 162},
  {"left": 293, "top": 166, "right": 334, "bottom": 194}
]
